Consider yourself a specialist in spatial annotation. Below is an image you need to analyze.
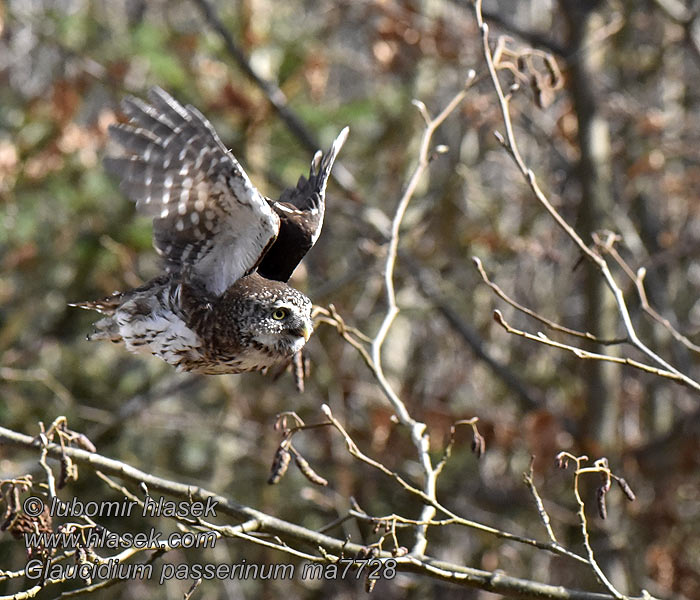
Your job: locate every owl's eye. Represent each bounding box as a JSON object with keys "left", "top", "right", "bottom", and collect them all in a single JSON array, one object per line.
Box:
[{"left": 272, "top": 308, "right": 288, "bottom": 320}]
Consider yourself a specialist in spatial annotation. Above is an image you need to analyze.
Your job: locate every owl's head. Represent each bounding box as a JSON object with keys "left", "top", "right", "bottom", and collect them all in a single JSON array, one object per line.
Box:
[
  {"left": 249, "top": 289, "right": 313, "bottom": 357},
  {"left": 222, "top": 274, "right": 313, "bottom": 361}
]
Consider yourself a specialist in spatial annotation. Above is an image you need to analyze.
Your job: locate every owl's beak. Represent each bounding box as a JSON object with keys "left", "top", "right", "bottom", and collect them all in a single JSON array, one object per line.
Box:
[
  {"left": 302, "top": 322, "right": 312, "bottom": 342},
  {"left": 289, "top": 322, "right": 312, "bottom": 342}
]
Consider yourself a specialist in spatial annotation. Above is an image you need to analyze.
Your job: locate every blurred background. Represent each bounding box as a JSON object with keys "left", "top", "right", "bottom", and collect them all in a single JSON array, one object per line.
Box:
[{"left": 1, "top": 0, "right": 699, "bottom": 598}]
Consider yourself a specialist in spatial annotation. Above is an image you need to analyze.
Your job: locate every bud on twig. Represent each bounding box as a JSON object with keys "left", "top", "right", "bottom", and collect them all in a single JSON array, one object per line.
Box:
[
  {"left": 471, "top": 431, "right": 486, "bottom": 458},
  {"left": 292, "top": 448, "right": 328, "bottom": 487},
  {"left": 268, "top": 442, "right": 291, "bottom": 485},
  {"left": 555, "top": 453, "right": 569, "bottom": 469},
  {"left": 58, "top": 455, "right": 78, "bottom": 489},
  {"left": 544, "top": 54, "right": 561, "bottom": 87},
  {"left": 596, "top": 485, "right": 608, "bottom": 520},
  {"left": 58, "top": 455, "right": 70, "bottom": 489},
  {"left": 616, "top": 477, "right": 636, "bottom": 502},
  {"left": 75, "top": 433, "right": 97, "bottom": 453}
]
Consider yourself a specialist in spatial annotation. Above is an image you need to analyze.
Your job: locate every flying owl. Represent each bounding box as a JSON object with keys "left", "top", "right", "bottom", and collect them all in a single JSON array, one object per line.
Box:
[{"left": 72, "top": 87, "right": 348, "bottom": 375}]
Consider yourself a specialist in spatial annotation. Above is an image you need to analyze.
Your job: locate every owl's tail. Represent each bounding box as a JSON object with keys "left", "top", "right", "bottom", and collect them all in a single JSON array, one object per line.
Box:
[
  {"left": 69, "top": 297, "right": 124, "bottom": 342},
  {"left": 69, "top": 294, "right": 123, "bottom": 313}
]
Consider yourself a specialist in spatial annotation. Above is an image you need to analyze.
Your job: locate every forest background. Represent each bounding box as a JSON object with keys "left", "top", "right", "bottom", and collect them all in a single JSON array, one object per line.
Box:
[{"left": 1, "top": 0, "right": 699, "bottom": 598}]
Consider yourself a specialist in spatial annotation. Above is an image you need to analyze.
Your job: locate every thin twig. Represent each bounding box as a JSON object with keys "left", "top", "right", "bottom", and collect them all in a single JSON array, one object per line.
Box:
[
  {"left": 523, "top": 458, "right": 558, "bottom": 544},
  {"left": 183, "top": 578, "right": 203, "bottom": 600},
  {"left": 1, "top": 424, "right": 631, "bottom": 599},
  {"left": 598, "top": 236, "right": 700, "bottom": 354},
  {"left": 402, "top": 253, "right": 540, "bottom": 410},
  {"left": 492, "top": 310, "right": 688, "bottom": 384},
  {"left": 473, "top": 0, "right": 700, "bottom": 395},
  {"left": 320, "top": 405, "right": 588, "bottom": 565},
  {"left": 473, "top": 257, "right": 627, "bottom": 345},
  {"left": 555, "top": 453, "right": 629, "bottom": 600},
  {"left": 368, "top": 73, "right": 476, "bottom": 555}
]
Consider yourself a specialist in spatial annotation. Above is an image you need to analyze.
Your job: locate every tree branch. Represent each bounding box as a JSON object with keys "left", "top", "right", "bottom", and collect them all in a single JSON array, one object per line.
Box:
[
  {"left": 0, "top": 425, "right": 649, "bottom": 600},
  {"left": 472, "top": 0, "right": 700, "bottom": 396}
]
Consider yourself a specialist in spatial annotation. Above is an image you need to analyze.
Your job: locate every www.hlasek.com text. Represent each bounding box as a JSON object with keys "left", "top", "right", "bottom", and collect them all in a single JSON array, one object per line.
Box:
[{"left": 24, "top": 526, "right": 218, "bottom": 552}]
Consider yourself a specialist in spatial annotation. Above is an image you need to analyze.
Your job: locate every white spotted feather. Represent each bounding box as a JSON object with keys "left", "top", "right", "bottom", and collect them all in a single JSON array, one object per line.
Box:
[{"left": 104, "top": 87, "right": 280, "bottom": 296}]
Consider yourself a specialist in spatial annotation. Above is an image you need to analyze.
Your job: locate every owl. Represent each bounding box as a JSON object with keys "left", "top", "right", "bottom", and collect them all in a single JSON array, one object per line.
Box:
[{"left": 72, "top": 87, "right": 348, "bottom": 374}]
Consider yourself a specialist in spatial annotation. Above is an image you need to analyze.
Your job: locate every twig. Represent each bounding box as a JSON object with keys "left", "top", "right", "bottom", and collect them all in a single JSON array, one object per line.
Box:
[
  {"left": 492, "top": 310, "right": 688, "bottom": 384},
  {"left": 395, "top": 553, "right": 631, "bottom": 600},
  {"left": 368, "top": 73, "right": 476, "bottom": 555},
  {"left": 434, "top": 418, "right": 483, "bottom": 477},
  {"left": 598, "top": 236, "right": 700, "bottom": 354},
  {"left": 1, "top": 424, "right": 637, "bottom": 599},
  {"left": 57, "top": 546, "right": 169, "bottom": 598},
  {"left": 470, "top": 2, "right": 566, "bottom": 56},
  {"left": 555, "top": 453, "right": 630, "bottom": 600},
  {"left": 320, "top": 405, "right": 588, "bottom": 565},
  {"left": 183, "top": 578, "right": 202, "bottom": 600},
  {"left": 473, "top": 257, "right": 627, "bottom": 346},
  {"left": 523, "top": 458, "right": 557, "bottom": 544},
  {"left": 401, "top": 253, "right": 541, "bottom": 410},
  {"left": 473, "top": 0, "right": 700, "bottom": 395}
]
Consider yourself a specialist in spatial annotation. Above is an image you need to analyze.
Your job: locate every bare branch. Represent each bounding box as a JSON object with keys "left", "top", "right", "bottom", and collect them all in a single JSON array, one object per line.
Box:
[
  {"left": 0, "top": 424, "right": 641, "bottom": 599},
  {"left": 492, "top": 310, "right": 689, "bottom": 385},
  {"left": 402, "top": 253, "right": 541, "bottom": 410},
  {"left": 320, "top": 405, "right": 588, "bottom": 564},
  {"left": 555, "top": 453, "right": 636, "bottom": 600},
  {"left": 473, "top": 0, "right": 700, "bottom": 395},
  {"left": 523, "top": 458, "right": 557, "bottom": 544},
  {"left": 368, "top": 73, "right": 476, "bottom": 554},
  {"left": 597, "top": 236, "right": 700, "bottom": 354},
  {"left": 473, "top": 256, "right": 628, "bottom": 346}
]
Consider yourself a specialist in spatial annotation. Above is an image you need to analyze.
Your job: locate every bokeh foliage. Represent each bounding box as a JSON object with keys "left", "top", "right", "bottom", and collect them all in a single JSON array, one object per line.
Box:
[{"left": 2, "top": 0, "right": 700, "bottom": 598}]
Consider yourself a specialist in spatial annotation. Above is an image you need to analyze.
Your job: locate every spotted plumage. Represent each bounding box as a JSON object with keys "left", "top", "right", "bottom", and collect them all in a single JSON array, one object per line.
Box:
[{"left": 72, "top": 88, "right": 347, "bottom": 374}]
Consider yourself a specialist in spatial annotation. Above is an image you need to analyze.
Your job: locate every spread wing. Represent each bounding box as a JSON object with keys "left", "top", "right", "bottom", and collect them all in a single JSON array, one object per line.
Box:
[
  {"left": 257, "top": 126, "right": 348, "bottom": 282},
  {"left": 103, "top": 87, "right": 280, "bottom": 296}
]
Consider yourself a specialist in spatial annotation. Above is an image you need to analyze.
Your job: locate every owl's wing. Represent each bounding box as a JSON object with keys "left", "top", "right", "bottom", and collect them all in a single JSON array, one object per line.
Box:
[
  {"left": 103, "top": 87, "right": 280, "bottom": 296},
  {"left": 257, "top": 127, "right": 348, "bottom": 282}
]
